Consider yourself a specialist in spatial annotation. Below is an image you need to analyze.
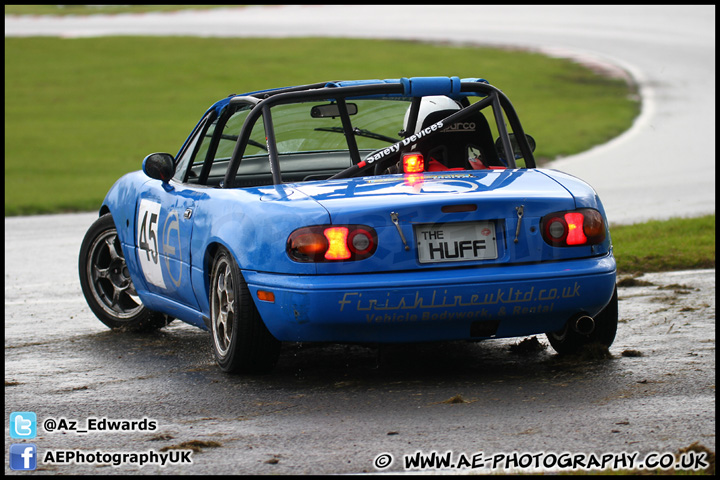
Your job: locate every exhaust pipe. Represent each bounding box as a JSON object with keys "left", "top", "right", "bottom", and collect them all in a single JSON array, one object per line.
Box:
[{"left": 571, "top": 314, "right": 595, "bottom": 335}]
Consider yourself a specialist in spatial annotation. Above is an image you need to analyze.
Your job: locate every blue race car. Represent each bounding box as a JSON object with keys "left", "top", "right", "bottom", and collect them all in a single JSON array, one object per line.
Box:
[{"left": 78, "top": 77, "right": 617, "bottom": 373}]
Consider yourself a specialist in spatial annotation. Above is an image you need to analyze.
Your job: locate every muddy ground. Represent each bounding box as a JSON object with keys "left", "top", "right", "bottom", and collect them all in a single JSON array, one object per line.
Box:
[{"left": 4, "top": 213, "right": 715, "bottom": 474}]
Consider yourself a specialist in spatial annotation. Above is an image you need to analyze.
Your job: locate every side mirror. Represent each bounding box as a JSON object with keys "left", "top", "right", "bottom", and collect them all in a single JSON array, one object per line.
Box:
[
  {"left": 142, "top": 153, "right": 175, "bottom": 182},
  {"left": 495, "top": 134, "right": 536, "bottom": 161}
]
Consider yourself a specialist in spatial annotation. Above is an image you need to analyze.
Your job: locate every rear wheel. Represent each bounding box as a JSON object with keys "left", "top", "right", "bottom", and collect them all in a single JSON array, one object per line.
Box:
[
  {"left": 78, "top": 213, "right": 170, "bottom": 331},
  {"left": 209, "top": 246, "right": 280, "bottom": 373},
  {"left": 546, "top": 287, "right": 618, "bottom": 355}
]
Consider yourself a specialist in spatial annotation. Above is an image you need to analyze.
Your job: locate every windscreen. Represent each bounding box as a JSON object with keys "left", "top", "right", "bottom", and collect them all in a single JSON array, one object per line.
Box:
[{"left": 270, "top": 99, "right": 410, "bottom": 154}]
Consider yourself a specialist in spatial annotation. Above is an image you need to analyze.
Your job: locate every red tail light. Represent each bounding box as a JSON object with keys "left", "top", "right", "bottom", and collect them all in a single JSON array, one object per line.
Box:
[
  {"left": 402, "top": 153, "right": 424, "bottom": 173},
  {"left": 540, "top": 209, "right": 606, "bottom": 246},
  {"left": 323, "top": 227, "right": 351, "bottom": 260},
  {"left": 564, "top": 212, "right": 587, "bottom": 245},
  {"left": 288, "top": 225, "right": 378, "bottom": 262}
]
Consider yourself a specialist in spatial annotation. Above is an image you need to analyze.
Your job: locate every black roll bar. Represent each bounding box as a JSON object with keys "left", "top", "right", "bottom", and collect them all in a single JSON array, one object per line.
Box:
[{"left": 222, "top": 81, "right": 535, "bottom": 188}]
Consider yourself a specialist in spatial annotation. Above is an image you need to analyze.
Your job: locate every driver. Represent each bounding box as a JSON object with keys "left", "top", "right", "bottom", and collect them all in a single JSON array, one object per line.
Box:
[
  {"left": 404, "top": 96, "right": 462, "bottom": 172},
  {"left": 402, "top": 95, "right": 461, "bottom": 136},
  {"left": 386, "top": 96, "right": 487, "bottom": 173}
]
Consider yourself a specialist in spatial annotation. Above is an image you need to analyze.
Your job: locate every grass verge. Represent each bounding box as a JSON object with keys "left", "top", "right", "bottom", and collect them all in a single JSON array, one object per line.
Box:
[
  {"left": 612, "top": 215, "right": 715, "bottom": 274},
  {"left": 5, "top": 36, "right": 637, "bottom": 215},
  {"left": 4, "top": 5, "right": 230, "bottom": 16}
]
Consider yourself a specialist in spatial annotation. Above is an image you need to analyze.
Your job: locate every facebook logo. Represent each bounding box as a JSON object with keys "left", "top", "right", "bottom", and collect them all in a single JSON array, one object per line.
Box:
[
  {"left": 10, "top": 412, "right": 36, "bottom": 439},
  {"left": 10, "top": 444, "right": 37, "bottom": 471}
]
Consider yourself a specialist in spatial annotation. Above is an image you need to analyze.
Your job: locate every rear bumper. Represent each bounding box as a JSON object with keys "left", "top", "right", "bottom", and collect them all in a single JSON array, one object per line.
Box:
[{"left": 243, "top": 254, "right": 616, "bottom": 343}]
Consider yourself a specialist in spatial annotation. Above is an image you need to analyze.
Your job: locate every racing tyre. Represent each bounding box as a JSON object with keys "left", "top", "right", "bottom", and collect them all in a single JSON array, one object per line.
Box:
[
  {"left": 79, "top": 213, "right": 170, "bottom": 332},
  {"left": 209, "top": 246, "right": 281, "bottom": 373},
  {"left": 546, "top": 287, "right": 618, "bottom": 355}
]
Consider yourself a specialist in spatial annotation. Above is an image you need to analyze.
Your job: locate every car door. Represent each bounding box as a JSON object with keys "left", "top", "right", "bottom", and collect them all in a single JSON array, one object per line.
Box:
[
  {"left": 135, "top": 183, "right": 199, "bottom": 309},
  {"left": 133, "top": 113, "right": 215, "bottom": 310},
  {"left": 133, "top": 103, "right": 264, "bottom": 310}
]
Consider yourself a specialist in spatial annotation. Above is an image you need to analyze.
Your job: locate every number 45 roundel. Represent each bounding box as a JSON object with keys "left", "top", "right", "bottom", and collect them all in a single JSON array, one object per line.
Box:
[{"left": 137, "top": 199, "right": 166, "bottom": 288}]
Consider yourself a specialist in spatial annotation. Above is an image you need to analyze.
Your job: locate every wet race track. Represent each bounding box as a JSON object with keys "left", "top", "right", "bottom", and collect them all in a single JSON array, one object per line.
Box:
[
  {"left": 4, "top": 213, "right": 715, "bottom": 474},
  {"left": 4, "top": 5, "right": 716, "bottom": 475}
]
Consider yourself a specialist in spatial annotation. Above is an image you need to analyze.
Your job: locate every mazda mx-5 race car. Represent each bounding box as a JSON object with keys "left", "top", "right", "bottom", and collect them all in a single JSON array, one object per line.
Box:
[{"left": 79, "top": 76, "right": 617, "bottom": 373}]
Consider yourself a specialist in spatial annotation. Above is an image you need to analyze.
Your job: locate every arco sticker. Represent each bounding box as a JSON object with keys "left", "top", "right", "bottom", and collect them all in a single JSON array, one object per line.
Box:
[{"left": 137, "top": 199, "right": 165, "bottom": 288}]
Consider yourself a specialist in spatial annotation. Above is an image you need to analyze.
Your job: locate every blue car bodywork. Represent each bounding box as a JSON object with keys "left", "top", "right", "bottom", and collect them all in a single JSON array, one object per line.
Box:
[{"left": 80, "top": 76, "right": 617, "bottom": 373}]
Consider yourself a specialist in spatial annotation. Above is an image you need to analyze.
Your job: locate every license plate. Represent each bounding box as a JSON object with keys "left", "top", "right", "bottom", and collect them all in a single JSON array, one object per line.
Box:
[{"left": 414, "top": 221, "right": 497, "bottom": 264}]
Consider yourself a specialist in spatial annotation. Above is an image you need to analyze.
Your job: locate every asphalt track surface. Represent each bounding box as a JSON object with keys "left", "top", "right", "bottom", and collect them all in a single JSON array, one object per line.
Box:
[{"left": 4, "top": 5, "right": 715, "bottom": 475}]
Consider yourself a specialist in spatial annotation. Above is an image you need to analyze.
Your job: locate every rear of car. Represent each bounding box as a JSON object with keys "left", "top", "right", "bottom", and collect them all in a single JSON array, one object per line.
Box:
[
  {"left": 244, "top": 169, "right": 615, "bottom": 344},
  {"left": 81, "top": 76, "right": 617, "bottom": 374}
]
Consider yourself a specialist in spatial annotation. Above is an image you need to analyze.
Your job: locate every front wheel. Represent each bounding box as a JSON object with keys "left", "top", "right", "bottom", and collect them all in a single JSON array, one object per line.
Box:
[
  {"left": 546, "top": 287, "right": 618, "bottom": 355},
  {"left": 209, "top": 246, "right": 280, "bottom": 373},
  {"left": 78, "top": 213, "right": 170, "bottom": 331}
]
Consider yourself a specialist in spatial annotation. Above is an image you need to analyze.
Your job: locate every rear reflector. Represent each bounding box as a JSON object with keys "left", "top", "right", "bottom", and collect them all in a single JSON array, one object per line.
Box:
[{"left": 257, "top": 291, "right": 275, "bottom": 303}]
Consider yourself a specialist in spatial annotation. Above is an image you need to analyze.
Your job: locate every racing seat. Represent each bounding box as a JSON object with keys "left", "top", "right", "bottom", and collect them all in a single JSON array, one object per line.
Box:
[{"left": 411, "top": 109, "right": 502, "bottom": 169}]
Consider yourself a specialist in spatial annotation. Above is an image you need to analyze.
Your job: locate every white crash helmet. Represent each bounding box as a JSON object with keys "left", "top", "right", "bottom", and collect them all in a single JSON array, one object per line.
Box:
[{"left": 403, "top": 95, "right": 461, "bottom": 134}]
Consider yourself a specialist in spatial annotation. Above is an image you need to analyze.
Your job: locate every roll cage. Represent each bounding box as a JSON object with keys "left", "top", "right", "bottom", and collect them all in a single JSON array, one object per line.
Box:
[{"left": 194, "top": 77, "right": 536, "bottom": 188}]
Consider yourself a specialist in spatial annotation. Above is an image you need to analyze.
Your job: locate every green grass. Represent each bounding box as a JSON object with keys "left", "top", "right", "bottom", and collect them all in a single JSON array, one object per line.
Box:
[
  {"left": 4, "top": 5, "right": 230, "bottom": 16},
  {"left": 4, "top": 30, "right": 713, "bottom": 276},
  {"left": 612, "top": 215, "right": 715, "bottom": 274},
  {"left": 5, "top": 36, "right": 638, "bottom": 215}
]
